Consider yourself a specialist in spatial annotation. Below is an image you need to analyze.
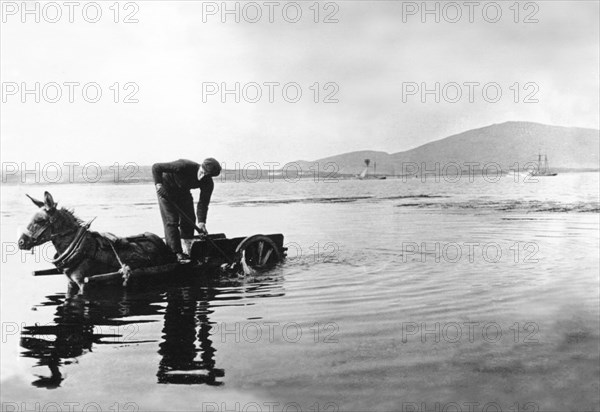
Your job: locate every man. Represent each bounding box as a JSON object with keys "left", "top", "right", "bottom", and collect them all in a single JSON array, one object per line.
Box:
[{"left": 152, "top": 158, "right": 221, "bottom": 261}]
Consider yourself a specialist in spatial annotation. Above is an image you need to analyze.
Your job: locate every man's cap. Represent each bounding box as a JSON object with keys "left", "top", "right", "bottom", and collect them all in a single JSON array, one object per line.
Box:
[{"left": 202, "top": 158, "right": 221, "bottom": 177}]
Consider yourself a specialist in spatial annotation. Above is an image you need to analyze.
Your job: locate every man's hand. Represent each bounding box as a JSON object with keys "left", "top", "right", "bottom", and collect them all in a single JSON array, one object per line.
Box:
[
  {"left": 197, "top": 222, "right": 208, "bottom": 235},
  {"left": 155, "top": 183, "right": 169, "bottom": 200}
]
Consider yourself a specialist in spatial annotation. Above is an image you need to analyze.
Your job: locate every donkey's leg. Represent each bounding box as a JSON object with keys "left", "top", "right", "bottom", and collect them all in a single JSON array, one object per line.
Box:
[
  {"left": 66, "top": 280, "right": 80, "bottom": 297},
  {"left": 70, "top": 260, "right": 97, "bottom": 294},
  {"left": 70, "top": 273, "right": 86, "bottom": 294}
]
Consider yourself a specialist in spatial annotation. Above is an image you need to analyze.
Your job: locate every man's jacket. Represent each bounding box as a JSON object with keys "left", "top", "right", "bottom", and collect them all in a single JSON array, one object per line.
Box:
[{"left": 152, "top": 159, "right": 214, "bottom": 223}]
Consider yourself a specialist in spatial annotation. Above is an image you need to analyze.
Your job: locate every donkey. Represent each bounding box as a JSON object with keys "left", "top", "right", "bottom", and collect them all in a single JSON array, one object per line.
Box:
[{"left": 18, "top": 191, "right": 176, "bottom": 292}]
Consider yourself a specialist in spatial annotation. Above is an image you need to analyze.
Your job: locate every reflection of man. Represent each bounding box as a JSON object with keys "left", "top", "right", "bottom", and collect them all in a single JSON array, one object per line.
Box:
[
  {"left": 157, "top": 287, "right": 224, "bottom": 385},
  {"left": 152, "top": 158, "right": 221, "bottom": 261}
]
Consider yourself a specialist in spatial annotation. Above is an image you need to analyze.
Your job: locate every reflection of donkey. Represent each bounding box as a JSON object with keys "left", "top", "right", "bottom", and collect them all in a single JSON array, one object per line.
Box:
[
  {"left": 20, "top": 271, "right": 285, "bottom": 388},
  {"left": 18, "top": 191, "right": 175, "bottom": 292}
]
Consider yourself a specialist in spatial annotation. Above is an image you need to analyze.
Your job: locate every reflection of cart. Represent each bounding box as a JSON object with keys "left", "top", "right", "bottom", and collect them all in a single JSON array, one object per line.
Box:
[{"left": 81, "top": 233, "right": 287, "bottom": 286}]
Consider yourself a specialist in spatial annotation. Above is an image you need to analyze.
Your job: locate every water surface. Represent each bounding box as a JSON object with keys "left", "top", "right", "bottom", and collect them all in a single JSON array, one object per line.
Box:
[{"left": 1, "top": 174, "right": 599, "bottom": 411}]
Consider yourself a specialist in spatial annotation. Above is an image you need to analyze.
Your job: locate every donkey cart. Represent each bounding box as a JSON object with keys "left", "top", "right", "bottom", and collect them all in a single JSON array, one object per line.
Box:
[
  {"left": 80, "top": 233, "right": 287, "bottom": 286},
  {"left": 32, "top": 232, "right": 287, "bottom": 286},
  {"left": 21, "top": 192, "right": 286, "bottom": 291}
]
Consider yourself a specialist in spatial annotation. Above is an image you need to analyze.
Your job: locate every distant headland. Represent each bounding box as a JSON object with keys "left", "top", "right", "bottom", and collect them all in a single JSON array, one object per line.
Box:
[{"left": 2, "top": 121, "right": 598, "bottom": 184}]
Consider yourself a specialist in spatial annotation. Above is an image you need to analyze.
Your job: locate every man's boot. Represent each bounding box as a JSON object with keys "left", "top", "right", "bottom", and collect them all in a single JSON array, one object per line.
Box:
[{"left": 178, "top": 239, "right": 193, "bottom": 262}]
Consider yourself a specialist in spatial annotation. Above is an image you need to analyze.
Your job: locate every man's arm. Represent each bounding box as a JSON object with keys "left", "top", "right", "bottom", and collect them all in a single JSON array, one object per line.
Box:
[{"left": 196, "top": 178, "right": 214, "bottom": 223}]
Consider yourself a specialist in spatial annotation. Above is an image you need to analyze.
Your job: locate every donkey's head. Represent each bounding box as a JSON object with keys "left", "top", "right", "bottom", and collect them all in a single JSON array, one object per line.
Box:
[{"left": 18, "top": 192, "right": 79, "bottom": 250}]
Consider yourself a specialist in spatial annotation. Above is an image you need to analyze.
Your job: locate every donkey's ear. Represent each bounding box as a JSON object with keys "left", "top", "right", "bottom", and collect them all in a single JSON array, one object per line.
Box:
[
  {"left": 43, "top": 191, "right": 56, "bottom": 210},
  {"left": 26, "top": 194, "right": 45, "bottom": 208}
]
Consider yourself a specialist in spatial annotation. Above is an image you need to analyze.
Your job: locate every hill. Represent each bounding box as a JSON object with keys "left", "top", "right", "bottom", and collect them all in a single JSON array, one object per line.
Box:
[
  {"left": 299, "top": 122, "right": 600, "bottom": 175},
  {"left": 2, "top": 122, "right": 598, "bottom": 184}
]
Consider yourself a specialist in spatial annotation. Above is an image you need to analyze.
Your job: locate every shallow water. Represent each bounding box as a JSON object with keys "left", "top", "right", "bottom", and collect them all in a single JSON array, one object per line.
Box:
[{"left": 1, "top": 174, "right": 599, "bottom": 411}]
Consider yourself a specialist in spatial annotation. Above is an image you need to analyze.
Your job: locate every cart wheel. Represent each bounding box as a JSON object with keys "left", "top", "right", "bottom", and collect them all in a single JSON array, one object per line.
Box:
[{"left": 235, "top": 235, "right": 282, "bottom": 275}]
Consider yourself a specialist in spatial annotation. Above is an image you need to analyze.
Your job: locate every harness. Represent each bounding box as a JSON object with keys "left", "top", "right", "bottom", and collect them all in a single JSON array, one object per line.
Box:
[
  {"left": 50, "top": 220, "right": 95, "bottom": 271},
  {"left": 23, "top": 218, "right": 83, "bottom": 244},
  {"left": 48, "top": 219, "right": 135, "bottom": 284},
  {"left": 22, "top": 222, "right": 52, "bottom": 243},
  {"left": 30, "top": 217, "right": 160, "bottom": 284}
]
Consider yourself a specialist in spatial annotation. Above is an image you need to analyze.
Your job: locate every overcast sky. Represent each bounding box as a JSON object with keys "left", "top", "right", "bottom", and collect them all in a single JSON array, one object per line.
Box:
[{"left": 1, "top": 1, "right": 598, "bottom": 166}]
